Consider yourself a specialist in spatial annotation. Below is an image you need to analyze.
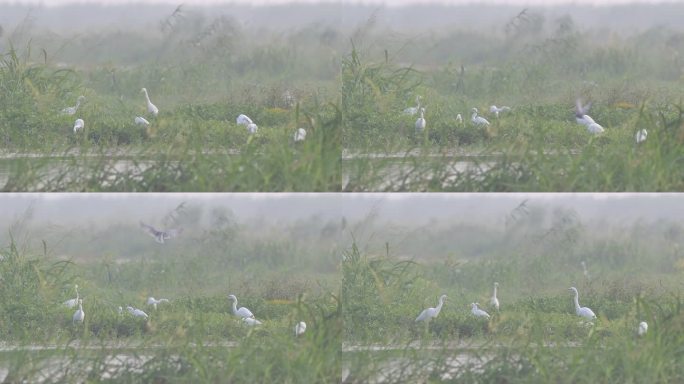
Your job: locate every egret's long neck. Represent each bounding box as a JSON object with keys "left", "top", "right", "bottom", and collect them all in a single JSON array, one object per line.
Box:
[
  {"left": 76, "top": 288, "right": 79, "bottom": 300},
  {"left": 573, "top": 291, "right": 580, "bottom": 310},
  {"left": 493, "top": 285, "right": 498, "bottom": 298},
  {"left": 231, "top": 299, "right": 238, "bottom": 314},
  {"left": 143, "top": 90, "right": 151, "bottom": 104},
  {"left": 472, "top": 112, "right": 477, "bottom": 119},
  {"left": 435, "top": 297, "right": 444, "bottom": 315}
]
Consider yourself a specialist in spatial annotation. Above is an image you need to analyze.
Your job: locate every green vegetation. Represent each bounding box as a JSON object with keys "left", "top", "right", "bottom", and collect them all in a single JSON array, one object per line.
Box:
[
  {"left": 342, "top": 205, "right": 684, "bottom": 382},
  {"left": 0, "top": 6, "right": 341, "bottom": 191},
  {"left": 341, "top": 11, "right": 684, "bottom": 191},
  {"left": 0, "top": 204, "right": 341, "bottom": 382}
]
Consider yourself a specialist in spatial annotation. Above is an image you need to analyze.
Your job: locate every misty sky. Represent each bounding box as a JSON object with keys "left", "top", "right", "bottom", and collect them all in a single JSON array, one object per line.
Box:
[
  {"left": 0, "top": 0, "right": 676, "bottom": 5},
  {"left": 1, "top": 193, "right": 683, "bottom": 229}
]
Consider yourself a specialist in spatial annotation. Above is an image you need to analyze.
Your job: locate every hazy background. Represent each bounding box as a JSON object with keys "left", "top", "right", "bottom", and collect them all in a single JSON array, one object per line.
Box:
[{"left": 1, "top": 193, "right": 683, "bottom": 263}]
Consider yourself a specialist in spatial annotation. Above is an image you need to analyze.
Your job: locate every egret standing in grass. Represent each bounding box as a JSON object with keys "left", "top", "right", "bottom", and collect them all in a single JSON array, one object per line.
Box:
[
  {"left": 471, "top": 108, "right": 490, "bottom": 127},
  {"left": 635, "top": 129, "right": 648, "bottom": 144},
  {"left": 246, "top": 123, "right": 258, "bottom": 134},
  {"left": 236, "top": 114, "right": 253, "bottom": 126},
  {"left": 242, "top": 317, "right": 262, "bottom": 326},
  {"left": 415, "top": 108, "right": 426, "bottom": 135},
  {"left": 61, "top": 95, "right": 85, "bottom": 115},
  {"left": 73, "top": 299, "right": 85, "bottom": 325},
  {"left": 638, "top": 321, "right": 648, "bottom": 336},
  {"left": 64, "top": 284, "right": 80, "bottom": 308},
  {"left": 490, "top": 282, "right": 500, "bottom": 311},
  {"left": 294, "top": 128, "right": 307, "bottom": 142},
  {"left": 141, "top": 88, "right": 159, "bottom": 117},
  {"left": 471, "top": 303, "right": 491, "bottom": 319},
  {"left": 73, "top": 119, "right": 84, "bottom": 133},
  {"left": 415, "top": 294, "right": 447, "bottom": 322},
  {"left": 489, "top": 105, "right": 511, "bottom": 118},
  {"left": 403, "top": 95, "right": 422, "bottom": 116},
  {"left": 569, "top": 287, "right": 596, "bottom": 320},
  {"left": 295, "top": 321, "right": 307, "bottom": 336},
  {"left": 228, "top": 294, "right": 255, "bottom": 319},
  {"left": 135, "top": 116, "right": 150, "bottom": 127},
  {"left": 147, "top": 297, "right": 170, "bottom": 310},
  {"left": 127, "top": 306, "right": 149, "bottom": 320}
]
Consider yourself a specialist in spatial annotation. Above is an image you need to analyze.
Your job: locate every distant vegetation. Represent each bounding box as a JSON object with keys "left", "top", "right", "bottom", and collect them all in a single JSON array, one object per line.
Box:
[
  {"left": 341, "top": 8, "right": 684, "bottom": 191},
  {"left": 343, "top": 202, "right": 684, "bottom": 382}
]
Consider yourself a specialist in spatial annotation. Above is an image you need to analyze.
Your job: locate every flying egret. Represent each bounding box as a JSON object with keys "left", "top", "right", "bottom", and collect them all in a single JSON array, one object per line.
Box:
[
  {"left": 471, "top": 303, "right": 491, "bottom": 319},
  {"left": 489, "top": 105, "right": 511, "bottom": 118},
  {"left": 295, "top": 321, "right": 307, "bottom": 336},
  {"left": 490, "top": 282, "right": 500, "bottom": 311},
  {"left": 575, "top": 99, "right": 603, "bottom": 134},
  {"left": 73, "top": 119, "right": 84, "bottom": 133},
  {"left": 127, "top": 306, "right": 149, "bottom": 320},
  {"left": 135, "top": 116, "right": 150, "bottom": 126},
  {"left": 61, "top": 95, "right": 85, "bottom": 115},
  {"left": 242, "top": 317, "right": 262, "bottom": 326},
  {"left": 635, "top": 129, "right": 647, "bottom": 144},
  {"left": 236, "top": 114, "right": 253, "bottom": 126},
  {"left": 73, "top": 299, "right": 85, "bottom": 325},
  {"left": 139, "top": 222, "right": 183, "bottom": 244},
  {"left": 638, "top": 321, "right": 648, "bottom": 336},
  {"left": 415, "top": 108, "right": 426, "bottom": 135},
  {"left": 228, "top": 294, "right": 255, "bottom": 319},
  {"left": 569, "top": 287, "right": 596, "bottom": 320},
  {"left": 64, "top": 284, "right": 80, "bottom": 308},
  {"left": 471, "top": 108, "right": 490, "bottom": 127},
  {"left": 456, "top": 113, "right": 463, "bottom": 125},
  {"left": 294, "top": 128, "right": 307, "bottom": 142},
  {"left": 403, "top": 95, "right": 422, "bottom": 115},
  {"left": 147, "top": 297, "right": 170, "bottom": 310},
  {"left": 246, "top": 123, "right": 258, "bottom": 134},
  {"left": 141, "top": 88, "right": 159, "bottom": 116},
  {"left": 415, "top": 294, "right": 447, "bottom": 322}
]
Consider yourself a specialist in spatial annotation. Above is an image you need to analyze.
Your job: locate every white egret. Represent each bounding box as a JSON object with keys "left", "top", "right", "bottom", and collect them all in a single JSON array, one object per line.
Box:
[
  {"left": 638, "top": 321, "right": 648, "bottom": 336},
  {"left": 127, "top": 306, "right": 149, "bottom": 320},
  {"left": 456, "top": 114, "right": 463, "bottom": 125},
  {"left": 228, "top": 294, "right": 255, "bottom": 319},
  {"left": 635, "top": 129, "right": 647, "bottom": 144},
  {"left": 415, "top": 108, "right": 426, "bottom": 135},
  {"left": 118, "top": 306, "right": 123, "bottom": 316},
  {"left": 73, "top": 299, "right": 85, "bottom": 325},
  {"left": 568, "top": 287, "right": 596, "bottom": 320},
  {"left": 489, "top": 105, "right": 511, "bottom": 118},
  {"left": 236, "top": 114, "right": 253, "bottom": 126},
  {"left": 141, "top": 88, "right": 159, "bottom": 116},
  {"left": 575, "top": 99, "right": 603, "bottom": 134},
  {"left": 490, "top": 282, "right": 500, "bottom": 311},
  {"left": 403, "top": 96, "right": 422, "bottom": 116},
  {"left": 135, "top": 116, "right": 150, "bottom": 126},
  {"left": 415, "top": 294, "right": 447, "bottom": 322},
  {"left": 295, "top": 321, "right": 307, "bottom": 336},
  {"left": 242, "top": 317, "right": 262, "bottom": 326},
  {"left": 139, "top": 222, "right": 183, "bottom": 244},
  {"left": 471, "top": 108, "right": 490, "bottom": 127},
  {"left": 471, "top": 303, "right": 491, "bottom": 319},
  {"left": 61, "top": 95, "right": 85, "bottom": 115},
  {"left": 246, "top": 123, "right": 258, "bottom": 134},
  {"left": 63, "top": 284, "right": 80, "bottom": 308},
  {"left": 147, "top": 297, "right": 170, "bottom": 310},
  {"left": 73, "top": 119, "right": 84, "bottom": 133},
  {"left": 294, "top": 128, "right": 307, "bottom": 142}
]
